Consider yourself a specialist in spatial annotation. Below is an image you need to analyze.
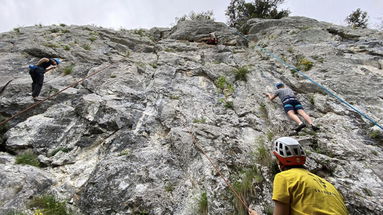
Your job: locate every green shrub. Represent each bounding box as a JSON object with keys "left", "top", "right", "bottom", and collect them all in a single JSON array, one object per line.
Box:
[
  {"left": 119, "top": 149, "right": 131, "bottom": 156},
  {"left": 254, "top": 136, "right": 273, "bottom": 167},
  {"left": 29, "top": 195, "right": 70, "bottom": 215},
  {"left": 110, "top": 75, "right": 117, "bottom": 78},
  {"left": 224, "top": 101, "right": 234, "bottom": 109},
  {"left": 164, "top": 48, "right": 175, "bottom": 52},
  {"left": 44, "top": 42, "right": 60, "bottom": 48},
  {"left": 193, "top": 118, "right": 206, "bottom": 124},
  {"left": 234, "top": 66, "right": 250, "bottom": 82},
  {"left": 346, "top": 8, "right": 368, "bottom": 28},
  {"left": 5, "top": 211, "right": 26, "bottom": 215},
  {"left": 295, "top": 56, "right": 314, "bottom": 71},
  {"left": 233, "top": 167, "right": 262, "bottom": 215},
  {"left": 215, "top": 76, "right": 234, "bottom": 96},
  {"left": 63, "top": 64, "right": 75, "bottom": 76},
  {"left": 369, "top": 130, "right": 381, "bottom": 139},
  {"left": 264, "top": 204, "right": 274, "bottom": 215},
  {"left": 197, "top": 192, "right": 208, "bottom": 215},
  {"left": 50, "top": 28, "right": 60, "bottom": 33},
  {"left": 290, "top": 68, "right": 299, "bottom": 78},
  {"left": 226, "top": 0, "right": 289, "bottom": 30},
  {"left": 165, "top": 184, "right": 174, "bottom": 192},
  {"left": 266, "top": 131, "right": 274, "bottom": 142},
  {"left": 133, "top": 29, "right": 146, "bottom": 37},
  {"left": 13, "top": 28, "right": 20, "bottom": 33},
  {"left": 59, "top": 24, "right": 66, "bottom": 27},
  {"left": 15, "top": 151, "right": 40, "bottom": 167},
  {"left": 88, "top": 36, "right": 97, "bottom": 42},
  {"left": 63, "top": 45, "right": 70, "bottom": 51},
  {"left": 176, "top": 11, "right": 214, "bottom": 24},
  {"left": 308, "top": 95, "right": 315, "bottom": 105},
  {"left": 82, "top": 44, "right": 91, "bottom": 50},
  {"left": 362, "top": 187, "right": 373, "bottom": 196},
  {"left": 61, "top": 29, "right": 71, "bottom": 34},
  {"left": 169, "top": 95, "right": 180, "bottom": 100}
]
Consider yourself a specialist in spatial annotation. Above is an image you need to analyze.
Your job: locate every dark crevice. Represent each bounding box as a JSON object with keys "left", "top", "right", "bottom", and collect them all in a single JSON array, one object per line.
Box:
[
  {"left": 326, "top": 28, "right": 360, "bottom": 41},
  {"left": 0, "top": 113, "right": 11, "bottom": 153}
]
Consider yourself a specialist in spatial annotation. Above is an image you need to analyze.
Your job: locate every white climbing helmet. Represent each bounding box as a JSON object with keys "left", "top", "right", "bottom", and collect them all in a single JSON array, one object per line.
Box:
[{"left": 273, "top": 137, "right": 306, "bottom": 167}]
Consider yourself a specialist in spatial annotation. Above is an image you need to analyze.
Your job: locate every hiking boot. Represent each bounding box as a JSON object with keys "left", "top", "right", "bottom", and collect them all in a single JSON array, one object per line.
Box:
[
  {"left": 311, "top": 125, "right": 320, "bottom": 131},
  {"left": 294, "top": 123, "right": 306, "bottom": 132}
]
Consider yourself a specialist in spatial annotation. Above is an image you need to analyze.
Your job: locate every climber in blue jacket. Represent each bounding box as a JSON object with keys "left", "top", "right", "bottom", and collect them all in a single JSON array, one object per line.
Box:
[
  {"left": 265, "top": 83, "right": 319, "bottom": 133},
  {"left": 29, "top": 58, "right": 61, "bottom": 101}
]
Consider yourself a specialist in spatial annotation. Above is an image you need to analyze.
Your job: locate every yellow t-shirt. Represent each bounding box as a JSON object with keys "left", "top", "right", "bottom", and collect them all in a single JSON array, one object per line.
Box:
[{"left": 272, "top": 168, "right": 348, "bottom": 215}]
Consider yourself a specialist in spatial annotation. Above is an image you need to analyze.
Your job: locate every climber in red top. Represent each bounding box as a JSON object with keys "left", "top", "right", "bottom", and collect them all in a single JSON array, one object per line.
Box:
[{"left": 206, "top": 32, "right": 218, "bottom": 45}]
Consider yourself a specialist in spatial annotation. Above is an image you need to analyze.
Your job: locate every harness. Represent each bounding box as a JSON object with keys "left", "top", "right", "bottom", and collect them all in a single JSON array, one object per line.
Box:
[{"left": 282, "top": 96, "right": 297, "bottom": 104}]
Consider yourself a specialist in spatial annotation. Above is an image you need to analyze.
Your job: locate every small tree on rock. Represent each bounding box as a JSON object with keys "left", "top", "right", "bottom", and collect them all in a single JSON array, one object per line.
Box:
[
  {"left": 226, "top": 0, "right": 289, "bottom": 30},
  {"left": 176, "top": 11, "right": 214, "bottom": 24},
  {"left": 345, "top": 8, "right": 368, "bottom": 28}
]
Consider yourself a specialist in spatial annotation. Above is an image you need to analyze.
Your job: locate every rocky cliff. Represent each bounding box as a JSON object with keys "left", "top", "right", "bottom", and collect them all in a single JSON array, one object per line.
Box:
[{"left": 0, "top": 17, "right": 382, "bottom": 215}]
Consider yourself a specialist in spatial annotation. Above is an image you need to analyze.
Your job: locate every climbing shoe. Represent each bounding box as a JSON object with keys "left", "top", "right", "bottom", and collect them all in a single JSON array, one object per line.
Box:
[
  {"left": 294, "top": 123, "right": 306, "bottom": 132},
  {"left": 311, "top": 125, "right": 320, "bottom": 131},
  {"left": 33, "top": 96, "right": 45, "bottom": 101}
]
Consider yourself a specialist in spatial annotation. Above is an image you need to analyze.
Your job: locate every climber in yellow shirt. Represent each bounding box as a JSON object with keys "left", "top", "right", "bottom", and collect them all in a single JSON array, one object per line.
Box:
[{"left": 249, "top": 137, "right": 348, "bottom": 215}]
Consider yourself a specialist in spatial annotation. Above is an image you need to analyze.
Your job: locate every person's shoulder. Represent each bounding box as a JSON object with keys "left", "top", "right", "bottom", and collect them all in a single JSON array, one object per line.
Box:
[{"left": 274, "top": 88, "right": 282, "bottom": 94}]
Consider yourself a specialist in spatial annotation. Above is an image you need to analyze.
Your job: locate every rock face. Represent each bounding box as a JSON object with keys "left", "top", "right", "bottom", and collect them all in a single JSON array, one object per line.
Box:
[{"left": 0, "top": 17, "right": 382, "bottom": 215}]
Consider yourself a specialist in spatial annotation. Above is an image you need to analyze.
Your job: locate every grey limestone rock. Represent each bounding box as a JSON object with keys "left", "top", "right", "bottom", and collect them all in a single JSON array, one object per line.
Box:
[{"left": 0, "top": 17, "right": 382, "bottom": 214}]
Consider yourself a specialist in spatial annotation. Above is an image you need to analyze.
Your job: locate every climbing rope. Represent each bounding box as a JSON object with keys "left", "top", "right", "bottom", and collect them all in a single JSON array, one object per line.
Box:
[
  {"left": 237, "top": 31, "right": 383, "bottom": 131},
  {"left": 0, "top": 79, "right": 13, "bottom": 95},
  {"left": 190, "top": 127, "right": 256, "bottom": 214},
  {"left": 0, "top": 63, "right": 112, "bottom": 127}
]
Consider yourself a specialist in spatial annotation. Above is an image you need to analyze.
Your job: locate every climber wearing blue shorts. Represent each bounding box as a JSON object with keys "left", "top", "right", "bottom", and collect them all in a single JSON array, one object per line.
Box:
[{"left": 265, "top": 83, "right": 319, "bottom": 133}]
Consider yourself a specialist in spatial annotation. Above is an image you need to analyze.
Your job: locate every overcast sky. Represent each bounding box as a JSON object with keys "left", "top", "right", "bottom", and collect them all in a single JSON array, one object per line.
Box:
[{"left": 1, "top": 0, "right": 382, "bottom": 33}]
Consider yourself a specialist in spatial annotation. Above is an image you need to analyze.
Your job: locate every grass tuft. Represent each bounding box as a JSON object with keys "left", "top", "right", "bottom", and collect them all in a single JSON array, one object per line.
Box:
[
  {"left": 119, "top": 149, "right": 131, "bottom": 156},
  {"left": 63, "top": 45, "right": 70, "bottom": 51},
  {"left": 224, "top": 101, "right": 234, "bottom": 110},
  {"left": 13, "top": 28, "right": 21, "bottom": 34},
  {"left": 82, "top": 44, "right": 91, "bottom": 50},
  {"left": 4, "top": 211, "right": 26, "bottom": 215},
  {"left": 63, "top": 64, "right": 75, "bottom": 76},
  {"left": 233, "top": 66, "right": 250, "bottom": 82},
  {"left": 215, "top": 76, "right": 234, "bottom": 96},
  {"left": 164, "top": 183, "right": 175, "bottom": 192},
  {"left": 193, "top": 118, "right": 207, "bottom": 124},
  {"left": 295, "top": 56, "right": 314, "bottom": 71},
  {"left": 15, "top": 151, "right": 40, "bottom": 167},
  {"left": 197, "top": 192, "right": 208, "bottom": 215},
  {"left": 88, "top": 36, "right": 97, "bottom": 42},
  {"left": 29, "top": 195, "right": 70, "bottom": 215},
  {"left": 43, "top": 42, "right": 60, "bottom": 48},
  {"left": 233, "top": 167, "right": 262, "bottom": 215},
  {"left": 369, "top": 130, "right": 381, "bottom": 139}
]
